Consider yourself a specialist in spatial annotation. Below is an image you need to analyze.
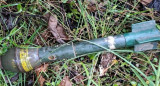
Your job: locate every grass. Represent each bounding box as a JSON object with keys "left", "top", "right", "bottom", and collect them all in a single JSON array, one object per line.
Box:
[{"left": 0, "top": 0, "right": 160, "bottom": 86}]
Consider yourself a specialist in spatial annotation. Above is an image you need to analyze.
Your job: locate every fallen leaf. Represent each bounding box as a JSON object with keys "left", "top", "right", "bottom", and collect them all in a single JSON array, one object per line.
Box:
[
  {"left": 43, "top": 13, "right": 50, "bottom": 20},
  {"left": 140, "top": 0, "right": 152, "bottom": 5},
  {"left": 115, "top": 18, "right": 119, "bottom": 23},
  {"left": 86, "top": 1, "right": 108, "bottom": 12},
  {"left": 87, "top": 4, "right": 97, "bottom": 12},
  {"left": 35, "top": 63, "right": 49, "bottom": 86},
  {"left": 48, "top": 13, "right": 69, "bottom": 44},
  {"left": 53, "top": 65, "right": 60, "bottom": 72},
  {"left": 74, "top": 75, "right": 84, "bottom": 85},
  {"left": 99, "top": 52, "right": 116, "bottom": 76},
  {"left": 34, "top": 29, "right": 53, "bottom": 46},
  {"left": 59, "top": 76, "right": 72, "bottom": 86}
]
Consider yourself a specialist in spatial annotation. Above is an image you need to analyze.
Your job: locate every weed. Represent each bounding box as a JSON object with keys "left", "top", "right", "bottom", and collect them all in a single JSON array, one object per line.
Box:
[{"left": 0, "top": 0, "right": 160, "bottom": 86}]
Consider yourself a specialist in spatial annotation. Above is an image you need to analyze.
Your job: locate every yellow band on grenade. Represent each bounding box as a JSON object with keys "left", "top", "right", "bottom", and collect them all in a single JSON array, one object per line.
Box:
[{"left": 20, "top": 49, "right": 33, "bottom": 72}]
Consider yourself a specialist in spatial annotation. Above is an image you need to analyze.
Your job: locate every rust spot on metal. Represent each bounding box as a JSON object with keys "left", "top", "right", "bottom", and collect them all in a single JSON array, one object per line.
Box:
[{"left": 48, "top": 56, "right": 56, "bottom": 60}]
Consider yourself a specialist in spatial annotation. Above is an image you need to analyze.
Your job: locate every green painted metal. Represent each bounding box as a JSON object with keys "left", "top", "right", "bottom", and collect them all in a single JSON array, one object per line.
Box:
[
  {"left": 39, "top": 35, "right": 126, "bottom": 62},
  {"left": 124, "top": 27, "right": 160, "bottom": 46},
  {"left": 0, "top": 48, "right": 41, "bottom": 72},
  {"left": 124, "top": 20, "right": 160, "bottom": 47},
  {"left": 0, "top": 20, "right": 160, "bottom": 72}
]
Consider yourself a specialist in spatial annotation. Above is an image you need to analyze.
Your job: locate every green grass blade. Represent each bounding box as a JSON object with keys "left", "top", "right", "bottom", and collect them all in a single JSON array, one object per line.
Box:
[
  {"left": 3, "top": 71, "right": 13, "bottom": 86},
  {"left": 141, "top": 53, "right": 157, "bottom": 75},
  {"left": 0, "top": 22, "right": 24, "bottom": 42},
  {"left": 92, "top": 79, "right": 98, "bottom": 86},
  {"left": 0, "top": 70, "right": 7, "bottom": 86},
  {"left": 0, "top": 3, "right": 18, "bottom": 8},
  {"left": 81, "top": 39, "right": 155, "bottom": 85},
  {"left": 131, "top": 68, "right": 148, "bottom": 86},
  {"left": 155, "top": 60, "right": 160, "bottom": 86},
  {"left": 81, "top": 62, "right": 91, "bottom": 85}
]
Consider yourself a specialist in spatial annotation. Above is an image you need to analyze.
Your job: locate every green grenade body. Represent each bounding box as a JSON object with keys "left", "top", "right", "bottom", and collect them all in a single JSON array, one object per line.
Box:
[
  {"left": 0, "top": 48, "right": 41, "bottom": 72},
  {"left": 0, "top": 20, "right": 160, "bottom": 72}
]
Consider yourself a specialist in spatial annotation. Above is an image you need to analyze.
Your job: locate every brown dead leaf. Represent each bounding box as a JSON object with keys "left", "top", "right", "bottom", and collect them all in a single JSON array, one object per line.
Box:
[
  {"left": 99, "top": 52, "right": 117, "bottom": 76},
  {"left": 140, "top": 0, "right": 152, "bottom": 5},
  {"left": 34, "top": 30, "right": 53, "bottom": 46},
  {"left": 86, "top": 1, "right": 108, "bottom": 12},
  {"left": 87, "top": 4, "right": 97, "bottom": 12},
  {"left": 35, "top": 63, "right": 49, "bottom": 86},
  {"left": 48, "top": 13, "right": 69, "bottom": 44},
  {"left": 74, "top": 75, "right": 84, "bottom": 85},
  {"left": 59, "top": 76, "right": 72, "bottom": 86},
  {"left": 43, "top": 13, "right": 51, "bottom": 21}
]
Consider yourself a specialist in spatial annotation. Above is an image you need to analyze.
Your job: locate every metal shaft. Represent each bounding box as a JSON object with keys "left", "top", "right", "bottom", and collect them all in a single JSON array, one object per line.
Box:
[
  {"left": 0, "top": 20, "right": 160, "bottom": 72},
  {"left": 39, "top": 35, "right": 125, "bottom": 62}
]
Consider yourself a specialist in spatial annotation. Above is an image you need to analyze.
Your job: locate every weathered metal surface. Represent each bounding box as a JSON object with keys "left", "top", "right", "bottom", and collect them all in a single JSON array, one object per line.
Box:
[
  {"left": 124, "top": 20, "right": 160, "bottom": 47},
  {"left": 39, "top": 35, "right": 126, "bottom": 61},
  {"left": 1, "top": 48, "right": 20, "bottom": 72},
  {"left": 15, "top": 48, "right": 41, "bottom": 72},
  {"left": 134, "top": 42, "right": 158, "bottom": 51},
  {"left": 132, "top": 20, "right": 156, "bottom": 32},
  {"left": 124, "top": 28, "right": 160, "bottom": 47},
  {"left": 0, "top": 48, "right": 41, "bottom": 72},
  {"left": 0, "top": 20, "right": 160, "bottom": 72}
]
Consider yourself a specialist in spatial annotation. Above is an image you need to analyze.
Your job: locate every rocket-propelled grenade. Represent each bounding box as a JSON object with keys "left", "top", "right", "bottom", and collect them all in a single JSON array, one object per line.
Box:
[{"left": 0, "top": 20, "right": 160, "bottom": 72}]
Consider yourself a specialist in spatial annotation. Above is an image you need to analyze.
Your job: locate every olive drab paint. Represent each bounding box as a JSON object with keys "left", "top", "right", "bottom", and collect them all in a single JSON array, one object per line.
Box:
[
  {"left": 0, "top": 48, "right": 40, "bottom": 72},
  {"left": 0, "top": 20, "right": 160, "bottom": 72}
]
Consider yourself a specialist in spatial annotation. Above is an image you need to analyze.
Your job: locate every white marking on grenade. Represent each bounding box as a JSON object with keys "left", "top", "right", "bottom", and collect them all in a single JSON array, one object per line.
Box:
[{"left": 107, "top": 36, "right": 116, "bottom": 49}]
